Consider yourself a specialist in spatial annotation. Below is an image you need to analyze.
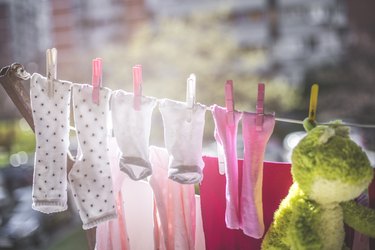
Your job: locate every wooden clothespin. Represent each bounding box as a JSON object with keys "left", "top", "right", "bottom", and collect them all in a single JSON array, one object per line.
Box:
[
  {"left": 308, "top": 84, "right": 319, "bottom": 123},
  {"left": 46, "top": 48, "right": 57, "bottom": 98},
  {"left": 303, "top": 83, "right": 319, "bottom": 131},
  {"left": 225, "top": 80, "right": 235, "bottom": 125},
  {"left": 256, "top": 83, "right": 265, "bottom": 131},
  {"left": 186, "top": 73, "right": 196, "bottom": 109},
  {"left": 133, "top": 65, "right": 142, "bottom": 111},
  {"left": 92, "top": 58, "right": 102, "bottom": 105}
]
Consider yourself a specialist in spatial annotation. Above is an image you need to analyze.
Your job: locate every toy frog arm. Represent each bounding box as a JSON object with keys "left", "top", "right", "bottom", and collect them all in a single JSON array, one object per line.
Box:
[
  {"left": 288, "top": 198, "right": 323, "bottom": 250},
  {"left": 341, "top": 200, "right": 375, "bottom": 238}
]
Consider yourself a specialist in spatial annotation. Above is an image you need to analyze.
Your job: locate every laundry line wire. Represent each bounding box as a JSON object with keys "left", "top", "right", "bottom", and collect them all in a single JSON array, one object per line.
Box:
[{"left": 7, "top": 63, "right": 375, "bottom": 130}]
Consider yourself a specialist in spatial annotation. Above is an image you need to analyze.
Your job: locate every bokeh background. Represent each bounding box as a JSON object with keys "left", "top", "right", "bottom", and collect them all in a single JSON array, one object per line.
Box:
[{"left": 0, "top": 0, "right": 374, "bottom": 249}]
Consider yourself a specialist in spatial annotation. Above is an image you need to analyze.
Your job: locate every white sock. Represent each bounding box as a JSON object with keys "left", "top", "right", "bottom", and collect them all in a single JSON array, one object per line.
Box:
[
  {"left": 69, "top": 84, "right": 117, "bottom": 229},
  {"left": 159, "top": 99, "right": 206, "bottom": 184},
  {"left": 111, "top": 90, "right": 156, "bottom": 180},
  {"left": 30, "top": 73, "right": 71, "bottom": 214}
]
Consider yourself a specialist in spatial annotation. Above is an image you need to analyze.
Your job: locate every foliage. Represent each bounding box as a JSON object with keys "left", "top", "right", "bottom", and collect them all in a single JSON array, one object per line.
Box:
[
  {"left": 47, "top": 227, "right": 88, "bottom": 250},
  {"left": 98, "top": 12, "right": 300, "bottom": 142},
  {"left": 0, "top": 119, "right": 35, "bottom": 166}
]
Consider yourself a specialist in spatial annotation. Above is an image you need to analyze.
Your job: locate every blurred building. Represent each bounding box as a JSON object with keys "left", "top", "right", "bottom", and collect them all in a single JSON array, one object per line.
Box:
[{"left": 0, "top": 0, "right": 359, "bottom": 119}]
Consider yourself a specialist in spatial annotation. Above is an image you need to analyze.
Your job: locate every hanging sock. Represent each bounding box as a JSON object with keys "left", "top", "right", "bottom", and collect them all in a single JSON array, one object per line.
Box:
[
  {"left": 30, "top": 73, "right": 72, "bottom": 214},
  {"left": 149, "top": 146, "right": 196, "bottom": 250},
  {"left": 111, "top": 90, "right": 156, "bottom": 180},
  {"left": 69, "top": 84, "right": 117, "bottom": 230},
  {"left": 211, "top": 105, "right": 242, "bottom": 229},
  {"left": 241, "top": 112, "right": 275, "bottom": 238},
  {"left": 159, "top": 99, "right": 206, "bottom": 184}
]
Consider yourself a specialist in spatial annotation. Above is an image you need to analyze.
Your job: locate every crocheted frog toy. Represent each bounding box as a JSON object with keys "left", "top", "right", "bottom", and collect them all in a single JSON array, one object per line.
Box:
[{"left": 262, "top": 121, "right": 375, "bottom": 250}]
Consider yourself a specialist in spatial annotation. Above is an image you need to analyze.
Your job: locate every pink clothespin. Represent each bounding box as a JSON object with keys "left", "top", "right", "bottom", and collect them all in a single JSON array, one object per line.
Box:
[
  {"left": 92, "top": 58, "right": 102, "bottom": 105},
  {"left": 256, "top": 83, "right": 265, "bottom": 131},
  {"left": 132, "top": 65, "right": 142, "bottom": 110},
  {"left": 225, "top": 80, "right": 235, "bottom": 125}
]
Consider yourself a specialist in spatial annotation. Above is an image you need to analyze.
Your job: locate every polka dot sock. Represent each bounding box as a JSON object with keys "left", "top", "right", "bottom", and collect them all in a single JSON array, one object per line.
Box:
[
  {"left": 69, "top": 84, "right": 117, "bottom": 230},
  {"left": 159, "top": 99, "right": 206, "bottom": 184},
  {"left": 30, "top": 73, "right": 72, "bottom": 214},
  {"left": 111, "top": 90, "right": 156, "bottom": 180}
]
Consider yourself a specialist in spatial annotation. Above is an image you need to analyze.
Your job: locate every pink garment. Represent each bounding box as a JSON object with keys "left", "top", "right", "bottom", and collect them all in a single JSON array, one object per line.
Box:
[
  {"left": 96, "top": 138, "right": 130, "bottom": 250},
  {"left": 211, "top": 105, "right": 242, "bottom": 230},
  {"left": 122, "top": 178, "right": 155, "bottom": 250},
  {"left": 149, "top": 146, "right": 196, "bottom": 250},
  {"left": 200, "top": 156, "right": 293, "bottom": 250},
  {"left": 241, "top": 112, "right": 275, "bottom": 238},
  {"left": 195, "top": 195, "right": 206, "bottom": 250}
]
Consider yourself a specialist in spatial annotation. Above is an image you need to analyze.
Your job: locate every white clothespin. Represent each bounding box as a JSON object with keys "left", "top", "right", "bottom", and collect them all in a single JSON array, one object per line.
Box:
[
  {"left": 186, "top": 73, "right": 196, "bottom": 122},
  {"left": 46, "top": 48, "right": 57, "bottom": 98},
  {"left": 186, "top": 73, "right": 196, "bottom": 109}
]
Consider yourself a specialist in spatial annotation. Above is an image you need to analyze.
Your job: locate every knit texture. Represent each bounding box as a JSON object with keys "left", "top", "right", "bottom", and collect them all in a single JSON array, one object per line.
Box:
[
  {"left": 69, "top": 84, "right": 117, "bottom": 229},
  {"left": 31, "top": 73, "right": 71, "bottom": 214},
  {"left": 111, "top": 90, "right": 156, "bottom": 180},
  {"left": 159, "top": 99, "right": 206, "bottom": 184},
  {"left": 241, "top": 112, "right": 275, "bottom": 238},
  {"left": 212, "top": 105, "right": 242, "bottom": 229}
]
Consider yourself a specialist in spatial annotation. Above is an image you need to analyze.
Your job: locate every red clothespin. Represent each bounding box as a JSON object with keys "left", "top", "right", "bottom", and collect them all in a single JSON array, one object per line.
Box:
[
  {"left": 133, "top": 65, "right": 142, "bottom": 110},
  {"left": 92, "top": 58, "right": 102, "bottom": 105},
  {"left": 225, "top": 80, "right": 234, "bottom": 125},
  {"left": 256, "top": 83, "right": 265, "bottom": 131}
]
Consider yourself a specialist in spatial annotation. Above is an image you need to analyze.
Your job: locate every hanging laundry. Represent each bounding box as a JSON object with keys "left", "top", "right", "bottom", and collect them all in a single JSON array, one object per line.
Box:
[
  {"left": 111, "top": 90, "right": 157, "bottom": 180},
  {"left": 195, "top": 195, "right": 206, "bottom": 250},
  {"left": 241, "top": 112, "right": 275, "bottom": 238},
  {"left": 69, "top": 84, "right": 117, "bottom": 229},
  {"left": 200, "top": 156, "right": 293, "bottom": 250},
  {"left": 159, "top": 99, "right": 206, "bottom": 184},
  {"left": 149, "top": 146, "right": 196, "bottom": 250},
  {"left": 211, "top": 105, "right": 242, "bottom": 229},
  {"left": 30, "top": 73, "right": 72, "bottom": 214},
  {"left": 122, "top": 176, "right": 155, "bottom": 249},
  {"left": 96, "top": 137, "right": 130, "bottom": 250}
]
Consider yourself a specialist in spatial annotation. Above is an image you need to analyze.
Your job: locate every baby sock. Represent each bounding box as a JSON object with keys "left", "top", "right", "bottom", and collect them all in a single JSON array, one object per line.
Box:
[
  {"left": 30, "top": 73, "right": 72, "bottom": 214},
  {"left": 69, "top": 84, "right": 117, "bottom": 229},
  {"left": 211, "top": 105, "right": 242, "bottom": 229},
  {"left": 111, "top": 90, "right": 156, "bottom": 180},
  {"left": 241, "top": 112, "right": 275, "bottom": 238},
  {"left": 159, "top": 99, "right": 206, "bottom": 184}
]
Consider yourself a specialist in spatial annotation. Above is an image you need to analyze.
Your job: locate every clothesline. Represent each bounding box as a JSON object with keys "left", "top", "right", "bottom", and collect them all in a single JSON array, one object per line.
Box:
[{"left": 6, "top": 62, "right": 375, "bottom": 129}]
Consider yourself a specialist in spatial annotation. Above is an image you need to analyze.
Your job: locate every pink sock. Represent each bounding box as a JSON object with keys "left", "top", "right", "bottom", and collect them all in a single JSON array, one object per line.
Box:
[
  {"left": 241, "top": 112, "right": 275, "bottom": 238},
  {"left": 211, "top": 105, "right": 242, "bottom": 229}
]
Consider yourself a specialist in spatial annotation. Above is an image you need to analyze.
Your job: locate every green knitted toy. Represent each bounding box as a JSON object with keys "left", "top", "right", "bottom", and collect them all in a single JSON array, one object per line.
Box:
[{"left": 262, "top": 120, "right": 375, "bottom": 250}]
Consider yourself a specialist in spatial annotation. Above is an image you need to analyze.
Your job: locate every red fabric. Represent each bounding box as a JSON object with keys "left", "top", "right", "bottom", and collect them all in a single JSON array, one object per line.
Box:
[
  {"left": 200, "top": 156, "right": 375, "bottom": 250},
  {"left": 200, "top": 156, "right": 293, "bottom": 250}
]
